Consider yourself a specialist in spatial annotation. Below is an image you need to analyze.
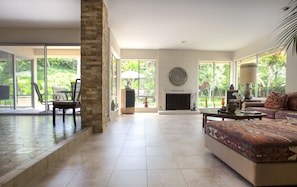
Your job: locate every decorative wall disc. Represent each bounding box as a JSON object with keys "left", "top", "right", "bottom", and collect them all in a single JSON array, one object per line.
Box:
[{"left": 169, "top": 67, "right": 187, "bottom": 86}]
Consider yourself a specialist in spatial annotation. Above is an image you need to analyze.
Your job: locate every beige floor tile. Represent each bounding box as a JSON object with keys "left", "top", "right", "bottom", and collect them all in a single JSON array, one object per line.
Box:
[
  {"left": 181, "top": 168, "right": 227, "bottom": 187},
  {"left": 119, "top": 147, "right": 146, "bottom": 156},
  {"left": 147, "top": 156, "right": 179, "bottom": 169},
  {"left": 175, "top": 153, "right": 226, "bottom": 169},
  {"left": 66, "top": 169, "right": 113, "bottom": 187},
  {"left": 79, "top": 147, "right": 122, "bottom": 157},
  {"left": 114, "top": 156, "right": 147, "bottom": 170},
  {"left": 108, "top": 170, "right": 147, "bottom": 187},
  {"left": 147, "top": 170, "right": 187, "bottom": 187},
  {"left": 146, "top": 147, "right": 173, "bottom": 156},
  {"left": 123, "top": 140, "right": 146, "bottom": 147},
  {"left": 24, "top": 168, "right": 79, "bottom": 187},
  {"left": 217, "top": 164, "right": 254, "bottom": 187},
  {"left": 81, "top": 155, "right": 118, "bottom": 170}
]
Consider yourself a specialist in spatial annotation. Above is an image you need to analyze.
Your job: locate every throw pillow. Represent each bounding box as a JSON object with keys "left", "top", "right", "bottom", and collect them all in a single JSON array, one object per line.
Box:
[
  {"left": 264, "top": 92, "right": 288, "bottom": 109},
  {"left": 287, "top": 92, "right": 297, "bottom": 111}
]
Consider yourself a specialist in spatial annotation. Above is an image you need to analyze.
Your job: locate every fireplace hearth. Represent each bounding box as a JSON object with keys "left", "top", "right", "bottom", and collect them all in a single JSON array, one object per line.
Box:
[{"left": 166, "top": 93, "right": 191, "bottom": 110}]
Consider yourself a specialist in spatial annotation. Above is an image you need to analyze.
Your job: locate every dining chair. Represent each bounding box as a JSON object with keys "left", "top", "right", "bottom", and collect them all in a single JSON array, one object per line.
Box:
[
  {"left": 31, "top": 83, "right": 53, "bottom": 111},
  {"left": 52, "top": 79, "right": 81, "bottom": 126},
  {"left": 52, "top": 86, "right": 68, "bottom": 100}
]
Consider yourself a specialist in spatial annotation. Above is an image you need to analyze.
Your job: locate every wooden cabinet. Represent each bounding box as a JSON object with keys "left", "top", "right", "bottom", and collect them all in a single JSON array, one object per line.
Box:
[{"left": 121, "top": 88, "right": 135, "bottom": 114}]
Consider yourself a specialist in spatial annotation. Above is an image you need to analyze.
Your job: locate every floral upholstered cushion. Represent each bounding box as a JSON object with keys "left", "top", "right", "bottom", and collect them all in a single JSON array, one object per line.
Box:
[
  {"left": 287, "top": 92, "right": 297, "bottom": 111},
  {"left": 264, "top": 92, "right": 288, "bottom": 109}
]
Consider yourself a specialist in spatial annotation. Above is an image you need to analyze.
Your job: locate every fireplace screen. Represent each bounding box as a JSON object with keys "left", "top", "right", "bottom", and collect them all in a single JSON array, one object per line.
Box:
[{"left": 166, "top": 93, "right": 191, "bottom": 110}]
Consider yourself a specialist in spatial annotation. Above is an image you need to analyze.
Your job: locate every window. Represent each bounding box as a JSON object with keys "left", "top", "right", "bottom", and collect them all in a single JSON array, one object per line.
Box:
[
  {"left": 0, "top": 45, "right": 81, "bottom": 111},
  {"left": 198, "top": 61, "right": 231, "bottom": 108},
  {"left": 237, "top": 50, "right": 286, "bottom": 98},
  {"left": 121, "top": 59, "right": 156, "bottom": 108},
  {"left": 257, "top": 51, "right": 286, "bottom": 97},
  {"left": 110, "top": 55, "right": 117, "bottom": 110}
]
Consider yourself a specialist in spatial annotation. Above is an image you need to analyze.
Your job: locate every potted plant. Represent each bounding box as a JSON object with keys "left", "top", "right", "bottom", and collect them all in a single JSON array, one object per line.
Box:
[{"left": 275, "top": 0, "right": 297, "bottom": 54}]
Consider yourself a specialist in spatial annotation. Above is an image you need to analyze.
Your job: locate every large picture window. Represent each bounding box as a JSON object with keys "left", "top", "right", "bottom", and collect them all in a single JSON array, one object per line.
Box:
[
  {"left": 198, "top": 61, "right": 231, "bottom": 108},
  {"left": 121, "top": 59, "right": 156, "bottom": 108},
  {"left": 0, "top": 45, "right": 80, "bottom": 111},
  {"left": 237, "top": 50, "right": 286, "bottom": 98}
]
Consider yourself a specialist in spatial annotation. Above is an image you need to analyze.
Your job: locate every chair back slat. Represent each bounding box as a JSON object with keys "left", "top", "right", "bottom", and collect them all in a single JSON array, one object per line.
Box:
[{"left": 71, "top": 79, "right": 81, "bottom": 102}]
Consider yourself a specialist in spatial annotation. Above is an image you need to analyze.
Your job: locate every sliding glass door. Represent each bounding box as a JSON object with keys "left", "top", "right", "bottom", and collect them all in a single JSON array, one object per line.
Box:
[
  {"left": 0, "top": 45, "right": 81, "bottom": 112},
  {"left": 0, "top": 50, "right": 13, "bottom": 109},
  {"left": 16, "top": 57, "right": 33, "bottom": 108}
]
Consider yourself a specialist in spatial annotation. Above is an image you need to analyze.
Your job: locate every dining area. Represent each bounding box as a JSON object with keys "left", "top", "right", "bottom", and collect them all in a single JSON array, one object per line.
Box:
[{"left": 29, "top": 79, "right": 81, "bottom": 126}]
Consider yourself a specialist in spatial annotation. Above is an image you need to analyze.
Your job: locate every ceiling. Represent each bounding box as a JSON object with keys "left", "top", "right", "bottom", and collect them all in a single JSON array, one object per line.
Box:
[{"left": 0, "top": 0, "right": 290, "bottom": 51}]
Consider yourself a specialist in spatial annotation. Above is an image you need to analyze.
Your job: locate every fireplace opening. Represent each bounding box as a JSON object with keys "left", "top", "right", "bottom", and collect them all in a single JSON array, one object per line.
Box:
[{"left": 166, "top": 93, "right": 191, "bottom": 110}]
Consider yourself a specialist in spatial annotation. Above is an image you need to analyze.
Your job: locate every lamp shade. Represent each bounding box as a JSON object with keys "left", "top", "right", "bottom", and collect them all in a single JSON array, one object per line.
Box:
[{"left": 240, "top": 63, "right": 257, "bottom": 83}]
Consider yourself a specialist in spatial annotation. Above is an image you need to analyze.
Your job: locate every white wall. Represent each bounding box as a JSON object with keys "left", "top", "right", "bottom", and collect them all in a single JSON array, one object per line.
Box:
[
  {"left": 286, "top": 48, "right": 297, "bottom": 92},
  {"left": 121, "top": 49, "right": 158, "bottom": 59},
  {"left": 110, "top": 30, "right": 121, "bottom": 58},
  {"left": 233, "top": 35, "right": 275, "bottom": 60},
  {"left": 158, "top": 50, "right": 198, "bottom": 110},
  {"left": 197, "top": 50, "right": 233, "bottom": 61},
  {"left": 0, "top": 28, "right": 80, "bottom": 44}
]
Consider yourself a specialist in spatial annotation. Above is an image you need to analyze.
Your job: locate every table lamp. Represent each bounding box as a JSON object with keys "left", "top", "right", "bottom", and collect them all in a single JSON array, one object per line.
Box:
[{"left": 240, "top": 63, "right": 257, "bottom": 100}]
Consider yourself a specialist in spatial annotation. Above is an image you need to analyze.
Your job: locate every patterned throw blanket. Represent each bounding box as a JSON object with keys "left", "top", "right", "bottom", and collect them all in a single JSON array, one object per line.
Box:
[{"left": 205, "top": 119, "right": 297, "bottom": 163}]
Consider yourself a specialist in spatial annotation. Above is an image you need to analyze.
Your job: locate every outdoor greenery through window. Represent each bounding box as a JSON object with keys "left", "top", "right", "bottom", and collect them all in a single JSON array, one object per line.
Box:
[
  {"left": 198, "top": 62, "right": 231, "bottom": 108},
  {"left": 37, "top": 57, "right": 79, "bottom": 98},
  {"left": 0, "top": 46, "right": 80, "bottom": 110},
  {"left": 237, "top": 50, "right": 286, "bottom": 98},
  {"left": 121, "top": 59, "right": 156, "bottom": 108},
  {"left": 110, "top": 55, "right": 117, "bottom": 110}
]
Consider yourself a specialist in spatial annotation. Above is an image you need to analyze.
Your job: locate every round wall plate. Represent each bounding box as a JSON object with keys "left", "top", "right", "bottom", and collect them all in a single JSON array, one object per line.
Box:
[{"left": 169, "top": 67, "right": 187, "bottom": 86}]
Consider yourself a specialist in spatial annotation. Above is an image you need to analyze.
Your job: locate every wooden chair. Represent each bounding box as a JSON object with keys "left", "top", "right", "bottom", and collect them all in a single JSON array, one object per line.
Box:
[
  {"left": 31, "top": 83, "right": 53, "bottom": 111},
  {"left": 52, "top": 79, "right": 81, "bottom": 126}
]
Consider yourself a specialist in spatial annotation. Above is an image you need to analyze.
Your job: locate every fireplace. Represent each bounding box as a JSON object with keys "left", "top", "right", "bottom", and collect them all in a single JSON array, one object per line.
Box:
[{"left": 166, "top": 93, "right": 191, "bottom": 110}]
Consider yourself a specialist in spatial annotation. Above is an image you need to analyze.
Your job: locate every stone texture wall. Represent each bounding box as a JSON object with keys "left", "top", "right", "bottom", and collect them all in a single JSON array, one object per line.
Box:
[{"left": 81, "top": 0, "right": 109, "bottom": 133}]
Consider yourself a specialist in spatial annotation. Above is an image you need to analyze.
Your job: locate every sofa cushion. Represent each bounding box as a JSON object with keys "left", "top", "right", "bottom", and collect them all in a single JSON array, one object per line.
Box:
[
  {"left": 275, "top": 110, "right": 297, "bottom": 120},
  {"left": 264, "top": 92, "right": 288, "bottom": 109},
  {"left": 246, "top": 107, "right": 278, "bottom": 119},
  {"left": 287, "top": 92, "right": 297, "bottom": 111}
]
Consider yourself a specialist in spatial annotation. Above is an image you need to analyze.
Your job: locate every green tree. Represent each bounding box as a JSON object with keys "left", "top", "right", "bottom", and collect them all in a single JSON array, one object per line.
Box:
[{"left": 257, "top": 53, "right": 286, "bottom": 96}]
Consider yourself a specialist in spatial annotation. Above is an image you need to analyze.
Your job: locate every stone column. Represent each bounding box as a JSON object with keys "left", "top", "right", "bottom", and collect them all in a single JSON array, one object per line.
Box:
[{"left": 81, "top": 0, "right": 109, "bottom": 133}]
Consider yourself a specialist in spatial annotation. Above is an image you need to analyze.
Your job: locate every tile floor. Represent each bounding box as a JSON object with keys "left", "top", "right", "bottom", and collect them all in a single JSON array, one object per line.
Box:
[
  {"left": 0, "top": 114, "right": 82, "bottom": 178},
  {"left": 19, "top": 113, "right": 253, "bottom": 187}
]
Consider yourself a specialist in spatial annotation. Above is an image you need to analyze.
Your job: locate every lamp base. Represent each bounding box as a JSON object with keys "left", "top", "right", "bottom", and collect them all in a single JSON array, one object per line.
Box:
[{"left": 244, "top": 83, "right": 252, "bottom": 100}]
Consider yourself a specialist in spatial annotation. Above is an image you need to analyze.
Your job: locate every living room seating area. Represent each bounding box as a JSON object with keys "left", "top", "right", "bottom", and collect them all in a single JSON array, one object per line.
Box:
[
  {"left": 205, "top": 91, "right": 297, "bottom": 186},
  {"left": 243, "top": 91, "right": 297, "bottom": 120}
]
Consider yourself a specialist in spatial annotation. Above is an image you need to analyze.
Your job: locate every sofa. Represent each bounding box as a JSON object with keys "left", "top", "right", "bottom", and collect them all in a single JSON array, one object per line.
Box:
[
  {"left": 242, "top": 92, "right": 297, "bottom": 119},
  {"left": 204, "top": 92, "right": 297, "bottom": 186},
  {"left": 205, "top": 119, "right": 297, "bottom": 186}
]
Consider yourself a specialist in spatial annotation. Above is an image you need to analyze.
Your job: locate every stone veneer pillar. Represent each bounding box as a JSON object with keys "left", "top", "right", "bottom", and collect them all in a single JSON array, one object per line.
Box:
[{"left": 81, "top": 0, "right": 109, "bottom": 133}]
